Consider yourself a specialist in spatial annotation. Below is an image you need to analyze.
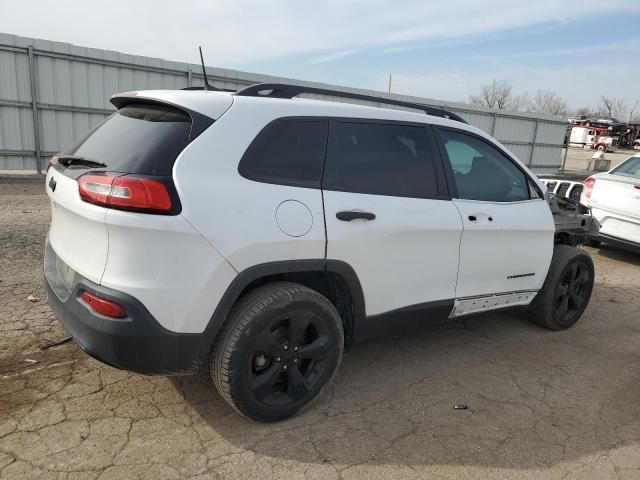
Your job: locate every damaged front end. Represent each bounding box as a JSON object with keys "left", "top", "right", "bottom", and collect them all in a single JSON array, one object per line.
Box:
[{"left": 548, "top": 193, "right": 600, "bottom": 246}]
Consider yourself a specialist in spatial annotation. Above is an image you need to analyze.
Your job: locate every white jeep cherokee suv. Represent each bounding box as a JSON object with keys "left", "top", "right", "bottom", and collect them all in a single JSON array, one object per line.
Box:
[{"left": 44, "top": 84, "right": 596, "bottom": 422}]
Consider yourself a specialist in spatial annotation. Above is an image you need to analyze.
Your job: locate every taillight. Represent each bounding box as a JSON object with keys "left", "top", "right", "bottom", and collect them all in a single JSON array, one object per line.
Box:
[
  {"left": 47, "top": 154, "right": 59, "bottom": 172},
  {"left": 582, "top": 176, "right": 596, "bottom": 200},
  {"left": 78, "top": 174, "right": 172, "bottom": 213},
  {"left": 80, "top": 291, "right": 126, "bottom": 318}
]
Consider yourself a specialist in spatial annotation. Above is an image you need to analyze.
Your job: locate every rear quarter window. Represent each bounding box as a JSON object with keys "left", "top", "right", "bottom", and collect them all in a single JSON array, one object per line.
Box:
[{"left": 238, "top": 118, "right": 328, "bottom": 187}]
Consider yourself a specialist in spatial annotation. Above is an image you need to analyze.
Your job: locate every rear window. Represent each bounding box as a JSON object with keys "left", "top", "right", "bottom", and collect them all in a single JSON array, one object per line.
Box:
[
  {"left": 62, "top": 103, "right": 194, "bottom": 176},
  {"left": 239, "top": 118, "right": 328, "bottom": 187}
]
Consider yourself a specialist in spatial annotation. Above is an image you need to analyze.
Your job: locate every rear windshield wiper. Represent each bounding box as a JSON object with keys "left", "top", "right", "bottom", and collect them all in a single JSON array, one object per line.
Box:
[{"left": 57, "top": 155, "right": 107, "bottom": 169}]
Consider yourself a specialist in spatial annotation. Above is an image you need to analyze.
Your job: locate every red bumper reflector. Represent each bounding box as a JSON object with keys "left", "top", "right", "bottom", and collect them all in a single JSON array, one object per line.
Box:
[{"left": 80, "top": 291, "right": 126, "bottom": 318}]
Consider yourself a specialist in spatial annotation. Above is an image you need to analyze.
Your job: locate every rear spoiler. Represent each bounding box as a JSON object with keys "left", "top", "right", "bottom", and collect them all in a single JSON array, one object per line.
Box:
[{"left": 110, "top": 90, "right": 234, "bottom": 121}]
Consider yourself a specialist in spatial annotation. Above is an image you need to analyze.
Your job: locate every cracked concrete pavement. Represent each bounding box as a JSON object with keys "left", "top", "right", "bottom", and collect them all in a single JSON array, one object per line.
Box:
[{"left": 1, "top": 176, "right": 640, "bottom": 479}]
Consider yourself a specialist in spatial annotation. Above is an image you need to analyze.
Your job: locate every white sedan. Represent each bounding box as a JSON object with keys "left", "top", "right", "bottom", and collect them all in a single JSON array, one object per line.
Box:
[{"left": 582, "top": 154, "right": 640, "bottom": 252}]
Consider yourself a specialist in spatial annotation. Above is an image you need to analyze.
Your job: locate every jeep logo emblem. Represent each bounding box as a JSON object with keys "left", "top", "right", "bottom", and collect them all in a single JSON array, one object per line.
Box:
[{"left": 48, "top": 176, "right": 57, "bottom": 192}]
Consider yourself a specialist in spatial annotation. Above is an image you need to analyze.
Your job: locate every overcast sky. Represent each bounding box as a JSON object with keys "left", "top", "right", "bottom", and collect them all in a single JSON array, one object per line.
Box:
[{"left": 1, "top": 0, "right": 638, "bottom": 111}]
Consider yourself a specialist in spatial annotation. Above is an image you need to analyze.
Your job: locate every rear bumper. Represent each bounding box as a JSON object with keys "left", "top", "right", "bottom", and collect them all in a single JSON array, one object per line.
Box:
[{"left": 44, "top": 238, "right": 210, "bottom": 374}]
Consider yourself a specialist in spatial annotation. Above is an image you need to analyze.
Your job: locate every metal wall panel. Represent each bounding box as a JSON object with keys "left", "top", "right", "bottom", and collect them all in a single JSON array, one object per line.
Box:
[
  {"left": 504, "top": 144, "right": 532, "bottom": 163},
  {"left": 535, "top": 121, "right": 566, "bottom": 145},
  {"left": 39, "top": 110, "right": 105, "bottom": 152},
  {"left": 532, "top": 145, "right": 564, "bottom": 169},
  {"left": 455, "top": 111, "right": 494, "bottom": 134},
  {"left": 0, "top": 32, "right": 568, "bottom": 173},
  {"left": 1, "top": 154, "right": 32, "bottom": 169},
  {"left": 0, "top": 107, "right": 34, "bottom": 151},
  {"left": 494, "top": 116, "right": 536, "bottom": 143},
  {"left": 0, "top": 49, "right": 31, "bottom": 102}
]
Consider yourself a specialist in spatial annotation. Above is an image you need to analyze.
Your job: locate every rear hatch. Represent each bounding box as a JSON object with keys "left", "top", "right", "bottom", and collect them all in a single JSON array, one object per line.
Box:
[
  {"left": 45, "top": 94, "right": 229, "bottom": 284},
  {"left": 46, "top": 168, "right": 110, "bottom": 283}
]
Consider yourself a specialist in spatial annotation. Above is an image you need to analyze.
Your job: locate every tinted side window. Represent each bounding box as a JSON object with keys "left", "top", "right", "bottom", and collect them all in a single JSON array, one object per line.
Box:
[
  {"left": 324, "top": 122, "right": 438, "bottom": 198},
  {"left": 438, "top": 129, "right": 530, "bottom": 202},
  {"left": 239, "top": 119, "right": 327, "bottom": 187}
]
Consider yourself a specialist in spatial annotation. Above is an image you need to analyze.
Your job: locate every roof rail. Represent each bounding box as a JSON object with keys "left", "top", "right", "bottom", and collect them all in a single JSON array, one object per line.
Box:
[
  {"left": 234, "top": 83, "right": 468, "bottom": 124},
  {"left": 181, "top": 86, "right": 236, "bottom": 92}
]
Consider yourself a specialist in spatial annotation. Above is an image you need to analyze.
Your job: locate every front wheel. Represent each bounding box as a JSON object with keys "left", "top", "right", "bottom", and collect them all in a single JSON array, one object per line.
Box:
[
  {"left": 529, "top": 245, "right": 594, "bottom": 330},
  {"left": 211, "top": 282, "right": 344, "bottom": 422}
]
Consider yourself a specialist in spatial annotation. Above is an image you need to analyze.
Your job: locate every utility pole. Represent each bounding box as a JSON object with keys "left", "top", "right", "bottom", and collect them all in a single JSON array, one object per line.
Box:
[
  {"left": 388, "top": 74, "right": 392, "bottom": 94},
  {"left": 561, "top": 130, "right": 569, "bottom": 172}
]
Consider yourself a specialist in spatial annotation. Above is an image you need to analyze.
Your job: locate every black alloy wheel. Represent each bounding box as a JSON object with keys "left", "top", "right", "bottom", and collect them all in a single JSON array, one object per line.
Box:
[
  {"left": 211, "top": 282, "right": 343, "bottom": 422},
  {"left": 554, "top": 260, "right": 590, "bottom": 324},
  {"left": 249, "top": 311, "right": 332, "bottom": 406},
  {"left": 529, "top": 244, "right": 594, "bottom": 330}
]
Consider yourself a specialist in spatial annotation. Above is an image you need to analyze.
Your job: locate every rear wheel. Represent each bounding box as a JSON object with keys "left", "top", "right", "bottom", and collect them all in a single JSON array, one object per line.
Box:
[
  {"left": 211, "top": 282, "right": 343, "bottom": 422},
  {"left": 529, "top": 245, "right": 594, "bottom": 330}
]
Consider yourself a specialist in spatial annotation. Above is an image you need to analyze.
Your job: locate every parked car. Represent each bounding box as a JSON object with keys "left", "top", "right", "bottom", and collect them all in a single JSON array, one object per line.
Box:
[
  {"left": 45, "top": 83, "right": 596, "bottom": 422},
  {"left": 582, "top": 154, "right": 640, "bottom": 252}
]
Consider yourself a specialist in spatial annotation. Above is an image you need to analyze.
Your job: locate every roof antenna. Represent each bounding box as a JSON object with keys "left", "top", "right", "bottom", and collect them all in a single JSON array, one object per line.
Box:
[{"left": 198, "top": 46, "right": 219, "bottom": 91}]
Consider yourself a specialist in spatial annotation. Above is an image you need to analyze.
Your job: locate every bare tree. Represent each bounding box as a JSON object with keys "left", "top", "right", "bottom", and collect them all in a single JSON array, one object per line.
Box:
[
  {"left": 469, "top": 80, "right": 522, "bottom": 110},
  {"left": 510, "top": 92, "right": 531, "bottom": 112},
  {"left": 628, "top": 99, "right": 639, "bottom": 123},
  {"left": 599, "top": 96, "right": 614, "bottom": 117},
  {"left": 573, "top": 106, "right": 594, "bottom": 118},
  {"left": 530, "top": 90, "right": 568, "bottom": 116},
  {"left": 613, "top": 98, "right": 627, "bottom": 120},
  {"left": 599, "top": 95, "right": 627, "bottom": 120}
]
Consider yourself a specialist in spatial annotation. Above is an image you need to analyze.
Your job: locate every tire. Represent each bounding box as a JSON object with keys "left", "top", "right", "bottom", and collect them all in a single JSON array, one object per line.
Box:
[
  {"left": 529, "top": 245, "right": 594, "bottom": 330},
  {"left": 211, "top": 282, "right": 344, "bottom": 422},
  {"left": 596, "top": 144, "right": 606, "bottom": 151}
]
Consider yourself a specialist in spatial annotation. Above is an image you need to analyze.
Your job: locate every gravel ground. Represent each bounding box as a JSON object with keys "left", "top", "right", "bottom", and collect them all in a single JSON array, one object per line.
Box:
[{"left": 1, "top": 177, "right": 640, "bottom": 480}]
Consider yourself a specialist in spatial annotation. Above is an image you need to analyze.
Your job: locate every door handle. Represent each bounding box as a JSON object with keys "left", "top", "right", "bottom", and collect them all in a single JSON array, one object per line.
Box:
[{"left": 336, "top": 211, "right": 376, "bottom": 222}]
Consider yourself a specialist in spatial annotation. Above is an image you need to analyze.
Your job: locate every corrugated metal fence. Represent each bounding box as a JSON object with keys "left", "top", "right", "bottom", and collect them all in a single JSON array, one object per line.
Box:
[{"left": 0, "top": 33, "right": 567, "bottom": 173}]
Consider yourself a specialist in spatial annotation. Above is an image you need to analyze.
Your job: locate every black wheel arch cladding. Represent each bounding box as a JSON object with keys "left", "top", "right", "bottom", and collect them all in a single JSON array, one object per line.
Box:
[{"left": 204, "top": 259, "right": 365, "bottom": 354}]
